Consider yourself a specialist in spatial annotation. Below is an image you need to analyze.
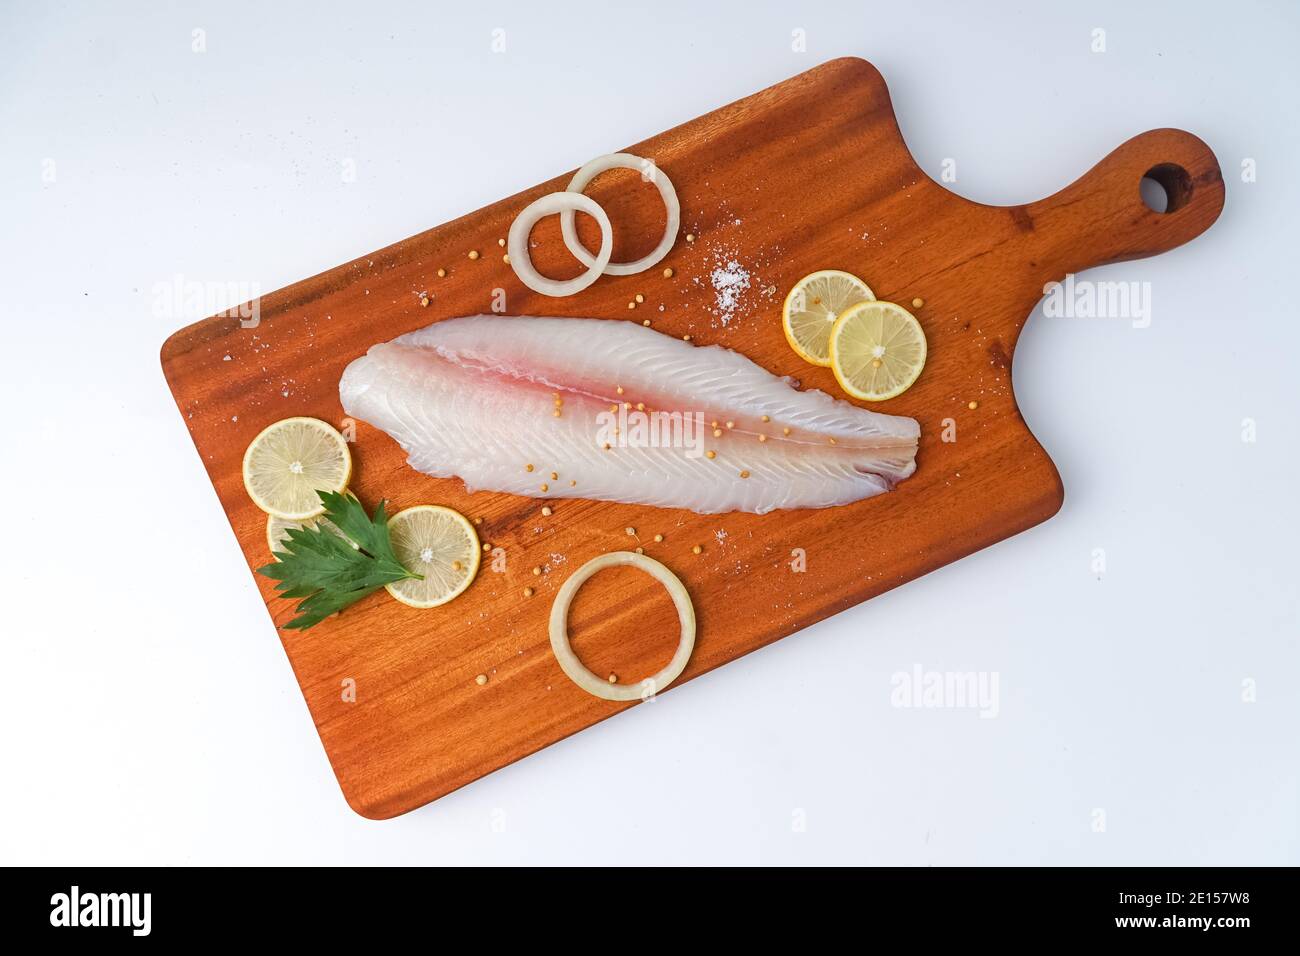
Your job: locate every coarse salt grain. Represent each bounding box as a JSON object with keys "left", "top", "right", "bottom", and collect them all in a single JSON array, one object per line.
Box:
[{"left": 710, "top": 258, "right": 751, "bottom": 325}]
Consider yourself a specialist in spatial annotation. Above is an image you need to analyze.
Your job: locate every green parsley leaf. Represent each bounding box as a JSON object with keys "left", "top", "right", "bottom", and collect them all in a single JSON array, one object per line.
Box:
[{"left": 257, "top": 490, "right": 420, "bottom": 630}]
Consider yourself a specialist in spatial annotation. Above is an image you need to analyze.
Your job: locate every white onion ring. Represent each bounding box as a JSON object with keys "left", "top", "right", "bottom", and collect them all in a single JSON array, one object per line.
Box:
[
  {"left": 558, "top": 152, "right": 680, "bottom": 277},
  {"left": 549, "top": 551, "right": 696, "bottom": 702},
  {"left": 508, "top": 192, "right": 613, "bottom": 297}
]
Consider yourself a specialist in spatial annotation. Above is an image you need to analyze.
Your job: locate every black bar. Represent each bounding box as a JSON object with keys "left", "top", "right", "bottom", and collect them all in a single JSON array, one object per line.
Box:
[{"left": 5, "top": 867, "right": 1283, "bottom": 941}]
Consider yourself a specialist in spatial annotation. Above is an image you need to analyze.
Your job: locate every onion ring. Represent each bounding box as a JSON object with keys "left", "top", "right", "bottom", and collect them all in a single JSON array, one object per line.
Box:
[
  {"left": 508, "top": 192, "right": 613, "bottom": 297},
  {"left": 558, "top": 152, "right": 680, "bottom": 277},
  {"left": 549, "top": 551, "right": 696, "bottom": 702}
]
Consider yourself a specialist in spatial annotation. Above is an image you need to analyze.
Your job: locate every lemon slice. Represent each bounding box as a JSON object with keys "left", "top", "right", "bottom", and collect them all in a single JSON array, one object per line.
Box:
[
  {"left": 829, "top": 300, "right": 927, "bottom": 401},
  {"left": 384, "top": 505, "right": 481, "bottom": 608},
  {"left": 782, "top": 270, "right": 875, "bottom": 366},
  {"left": 242, "top": 417, "right": 352, "bottom": 520},
  {"left": 266, "top": 513, "right": 355, "bottom": 557}
]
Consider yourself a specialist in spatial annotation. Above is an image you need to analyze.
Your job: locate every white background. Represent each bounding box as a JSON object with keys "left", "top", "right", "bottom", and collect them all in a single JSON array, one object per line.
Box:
[{"left": 2, "top": 1, "right": 1296, "bottom": 865}]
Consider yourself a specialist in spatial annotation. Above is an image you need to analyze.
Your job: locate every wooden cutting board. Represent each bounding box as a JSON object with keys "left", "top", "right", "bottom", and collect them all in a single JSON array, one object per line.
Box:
[{"left": 160, "top": 57, "right": 1223, "bottom": 818}]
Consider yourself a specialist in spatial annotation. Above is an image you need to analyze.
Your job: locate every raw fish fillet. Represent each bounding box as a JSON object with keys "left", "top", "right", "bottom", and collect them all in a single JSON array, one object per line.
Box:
[{"left": 339, "top": 315, "right": 919, "bottom": 515}]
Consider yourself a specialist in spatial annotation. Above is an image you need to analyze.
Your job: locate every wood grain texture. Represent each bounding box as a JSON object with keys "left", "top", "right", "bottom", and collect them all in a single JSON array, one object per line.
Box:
[{"left": 160, "top": 57, "right": 1224, "bottom": 818}]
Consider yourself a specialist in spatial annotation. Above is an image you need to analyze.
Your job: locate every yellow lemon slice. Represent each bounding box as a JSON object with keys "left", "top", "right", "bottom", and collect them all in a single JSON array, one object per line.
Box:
[
  {"left": 384, "top": 505, "right": 481, "bottom": 608},
  {"left": 782, "top": 270, "right": 875, "bottom": 366},
  {"left": 829, "top": 300, "right": 927, "bottom": 402},
  {"left": 266, "top": 513, "right": 355, "bottom": 557},
  {"left": 242, "top": 417, "right": 352, "bottom": 520}
]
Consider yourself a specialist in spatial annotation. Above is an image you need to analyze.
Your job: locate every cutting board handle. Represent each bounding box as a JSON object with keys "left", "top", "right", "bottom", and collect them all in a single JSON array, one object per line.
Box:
[{"left": 1024, "top": 128, "right": 1225, "bottom": 276}]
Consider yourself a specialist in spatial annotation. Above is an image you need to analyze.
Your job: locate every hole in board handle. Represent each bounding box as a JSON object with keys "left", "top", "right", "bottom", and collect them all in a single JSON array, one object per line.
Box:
[{"left": 1140, "top": 163, "right": 1192, "bottom": 214}]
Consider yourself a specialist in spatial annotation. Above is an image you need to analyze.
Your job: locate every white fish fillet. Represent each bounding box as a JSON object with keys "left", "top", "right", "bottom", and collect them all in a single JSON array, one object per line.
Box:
[{"left": 339, "top": 315, "right": 919, "bottom": 515}]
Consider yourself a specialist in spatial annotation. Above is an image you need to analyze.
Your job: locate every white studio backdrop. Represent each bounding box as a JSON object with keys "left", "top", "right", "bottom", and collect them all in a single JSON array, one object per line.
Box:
[{"left": 0, "top": 0, "right": 1295, "bottom": 864}]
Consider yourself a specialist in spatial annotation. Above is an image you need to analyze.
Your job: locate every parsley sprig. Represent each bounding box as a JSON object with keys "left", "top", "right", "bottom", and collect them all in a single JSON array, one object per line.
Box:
[{"left": 257, "top": 490, "right": 420, "bottom": 630}]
